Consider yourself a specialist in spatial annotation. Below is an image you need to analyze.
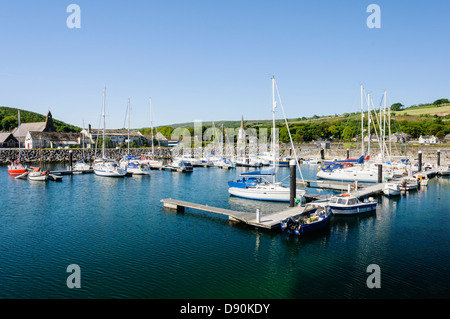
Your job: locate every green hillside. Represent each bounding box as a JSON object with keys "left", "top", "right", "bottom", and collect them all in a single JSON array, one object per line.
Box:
[
  {"left": 0, "top": 106, "right": 81, "bottom": 133},
  {"left": 140, "top": 99, "right": 450, "bottom": 143}
]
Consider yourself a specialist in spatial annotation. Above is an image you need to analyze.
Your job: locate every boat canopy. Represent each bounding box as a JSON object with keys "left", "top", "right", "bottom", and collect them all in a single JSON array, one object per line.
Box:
[
  {"left": 241, "top": 168, "right": 275, "bottom": 176},
  {"left": 122, "top": 155, "right": 140, "bottom": 160}
]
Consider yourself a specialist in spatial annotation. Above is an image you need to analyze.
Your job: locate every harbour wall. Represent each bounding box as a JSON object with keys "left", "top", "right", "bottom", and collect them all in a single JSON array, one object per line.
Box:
[{"left": 0, "top": 145, "right": 448, "bottom": 165}]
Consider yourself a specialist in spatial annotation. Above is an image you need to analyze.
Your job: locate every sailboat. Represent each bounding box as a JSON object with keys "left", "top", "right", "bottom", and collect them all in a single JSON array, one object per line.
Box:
[
  {"left": 73, "top": 121, "right": 91, "bottom": 172},
  {"left": 28, "top": 137, "right": 48, "bottom": 182},
  {"left": 140, "top": 98, "right": 164, "bottom": 169},
  {"left": 228, "top": 76, "right": 306, "bottom": 202},
  {"left": 119, "top": 99, "right": 150, "bottom": 175},
  {"left": 316, "top": 86, "right": 394, "bottom": 183},
  {"left": 93, "top": 88, "right": 127, "bottom": 177},
  {"left": 8, "top": 110, "right": 28, "bottom": 176}
]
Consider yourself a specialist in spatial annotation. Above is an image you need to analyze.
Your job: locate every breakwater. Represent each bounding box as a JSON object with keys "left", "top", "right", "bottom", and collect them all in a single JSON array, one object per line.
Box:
[
  {"left": 0, "top": 144, "right": 448, "bottom": 165},
  {"left": 0, "top": 148, "right": 172, "bottom": 164}
]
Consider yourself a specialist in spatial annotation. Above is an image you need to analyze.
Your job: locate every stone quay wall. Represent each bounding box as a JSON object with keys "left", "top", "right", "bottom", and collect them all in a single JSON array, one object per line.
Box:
[{"left": 1, "top": 144, "right": 448, "bottom": 166}]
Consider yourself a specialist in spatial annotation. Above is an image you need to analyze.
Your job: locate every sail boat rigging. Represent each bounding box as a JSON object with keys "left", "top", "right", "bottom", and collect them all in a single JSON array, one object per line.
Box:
[
  {"left": 227, "top": 76, "right": 306, "bottom": 202},
  {"left": 8, "top": 110, "right": 28, "bottom": 176},
  {"left": 120, "top": 98, "right": 150, "bottom": 175},
  {"left": 140, "top": 97, "right": 164, "bottom": 169},
  {"left": 93, "top": 87, "right": 127, "bottom": 177}
]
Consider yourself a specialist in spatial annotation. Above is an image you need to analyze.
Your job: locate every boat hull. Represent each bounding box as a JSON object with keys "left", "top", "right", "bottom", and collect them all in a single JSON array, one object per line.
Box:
[
  {"left": 228, "top": 187, "right": 304, "bottom": 202},
  {"left": 329, "top": 202, "right": 377, "bottom": 215},
  {"left": 8, "top": 167, "right": 27, "bottom": 176},
  {"left": 94, "top": 168, "right": 127, "bottom": 177},
  {"left": 383, "top": 188, "right": 401, "bottom": 196},
  {"left": 28, "top": 173, "right": 48, "bottom": 181},
  {"left": 296, "top": 213, "right": 331, "bottom": 235}
]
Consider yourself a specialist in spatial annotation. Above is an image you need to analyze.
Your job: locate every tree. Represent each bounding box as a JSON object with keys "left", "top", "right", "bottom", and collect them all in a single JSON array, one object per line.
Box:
[
  {"left": 1, "top": 116, "right": 17, "bottom": 131},
  {"left": 342, "top": 127, "right": 353, "bottom": 141},
  {"left": 433, "top": 98, "right": 449, "bottom": 106},
  {"left": 390, "top": 103, "right": 404, "bottom": 111},
  {"left": 436, "top": 131, "right": 445, "bottom": 141},
  {"left": 328, "top": 125, "right": 339, "bottom": 138}
]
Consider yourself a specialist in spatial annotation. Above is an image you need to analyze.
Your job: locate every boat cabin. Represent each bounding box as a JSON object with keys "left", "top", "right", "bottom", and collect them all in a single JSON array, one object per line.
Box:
[{"left": 329, "top": 194, "right": 359, "bottom": 206}]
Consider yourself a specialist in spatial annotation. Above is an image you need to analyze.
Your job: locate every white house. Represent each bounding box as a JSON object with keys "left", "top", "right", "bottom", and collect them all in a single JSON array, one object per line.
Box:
[
  {"left": 25, "top": 131, "right": 83, "bottom": 149},
  {"left": 419, "top": 135, "right": 437, "bottom": 145}
]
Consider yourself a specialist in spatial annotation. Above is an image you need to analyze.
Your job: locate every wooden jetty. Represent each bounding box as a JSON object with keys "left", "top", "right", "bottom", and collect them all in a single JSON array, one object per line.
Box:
[
  {"left": 50, "top": 169, "right": 94, "bottom": 175},
  {"left": 160, "top": 198, "right": 317, "bottom": 229}
]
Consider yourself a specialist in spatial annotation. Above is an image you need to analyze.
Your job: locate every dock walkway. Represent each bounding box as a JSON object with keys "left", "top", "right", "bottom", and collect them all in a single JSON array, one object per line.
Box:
[{"left": 160, "top": 198, "right": 310, "bottom": 229}]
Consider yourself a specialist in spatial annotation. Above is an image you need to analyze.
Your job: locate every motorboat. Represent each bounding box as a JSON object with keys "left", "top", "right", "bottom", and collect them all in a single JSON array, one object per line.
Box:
[
  {"left": 228, "top": 169, "right": 306, "bottom": 202},
  {"left": 28, "top": 167, "right": 49, "bottom": 182},
  {"left": 438, "top": 165, "right": 450, "bottom": 176},
  {"left": 169, "top": 158, "right": 193, "bottom": 172},
  {"left": 415, "top": 173, "right": 428, "bottom": 186},
  {"left": 281, "top": 205, "right": 332, "bottom": 235},
  {"left": 399, "top": 176, "right": 418, "bottom": 191},
  {"left": 327, "top": 194, "right": 377, "bottom": 215},
  {"left": 383, "top": 182, "right": 401, "bottom": 197}
]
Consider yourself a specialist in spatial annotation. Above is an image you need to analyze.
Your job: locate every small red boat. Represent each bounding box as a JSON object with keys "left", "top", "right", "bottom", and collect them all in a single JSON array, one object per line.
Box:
[{"left": 8, "top": 161, "right": 27, "bottom": 176}]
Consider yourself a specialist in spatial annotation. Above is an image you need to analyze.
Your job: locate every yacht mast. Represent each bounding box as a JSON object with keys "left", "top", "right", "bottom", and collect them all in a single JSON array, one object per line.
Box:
[
  {"left": 127, "top": 98, "right": 130, "bottom": 155},
  {"left": 150, "top": 98, "right": 154, "bottom": 158},
  {"left": 361, "top": 85, "right": 364, "bottom": 156},
  {"left": 272, "top": 76, "right": 277, "bottom": 184},
  {"left": 388, "top": 94, "right": 392, "bottom": 156},
  {"left": 102, "top": 87, "right": 106, "bottom": 159},
  {"left": 367, "top": 93, "right": 371, "bottom": 157},
  {"left": 383, "top": 90, "right": 387, "bottom": 160}
]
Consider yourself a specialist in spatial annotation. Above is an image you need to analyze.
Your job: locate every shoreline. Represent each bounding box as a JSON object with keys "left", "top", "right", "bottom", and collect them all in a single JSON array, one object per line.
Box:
[{"left": 1, "top": 144, "right": 448, "bottom": 166}]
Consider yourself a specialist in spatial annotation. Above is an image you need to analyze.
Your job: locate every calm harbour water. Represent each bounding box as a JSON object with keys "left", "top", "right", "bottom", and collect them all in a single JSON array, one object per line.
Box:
[{"left": 0, "top": 164, "right": 449, "bottom": 299}]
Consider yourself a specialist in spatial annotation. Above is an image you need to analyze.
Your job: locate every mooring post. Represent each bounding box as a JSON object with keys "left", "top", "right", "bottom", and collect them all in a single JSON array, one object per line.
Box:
[
  {"left": 256, "top": 208, "right": 260, "bottom": 223},
  {"left": 290, "top": 159, "right": 296, "bottom": 207},
  {"left": 69, "top": 150, "right": 73, "bottom": 171},
  {"left": 377, "top": 164, "right": 382, "bottom": 183},
  {"left": 437, "top": 149, "right": 441, "bottom": 167},
  {"left": 346, "top": 148, "right": 350, "bottom": 159},
  {"left": 418, "top": 151, "right": 422, "bottom": 172}
]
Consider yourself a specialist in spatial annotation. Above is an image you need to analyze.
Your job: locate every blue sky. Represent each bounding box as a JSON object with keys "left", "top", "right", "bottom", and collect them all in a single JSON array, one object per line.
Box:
[{"left": 0, "top": 1, "right": 449, "bottom": 129}]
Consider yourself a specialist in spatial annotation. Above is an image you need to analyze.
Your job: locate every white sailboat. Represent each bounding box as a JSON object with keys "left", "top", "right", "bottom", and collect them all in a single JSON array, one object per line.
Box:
[
  {"left": 119, "top": 98, "right": 150, "bottom": 175},
  {"left": 73, "top": 121, "right": 91, "bottom": 172},
  {"left": 317, "top": 86, "right": 394, "bottom": 183},
  {"left": 141, "top": 98, "right": 164, "bottom": 169},
  {"left": 93, "top": 88, "right": 127, "bottom": 177},
  {"left": 228, "top": 76, "right": 306, "bottom": 202},
  {"left": 28, "top": 137, "right": 48, "bottom": 182}
]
